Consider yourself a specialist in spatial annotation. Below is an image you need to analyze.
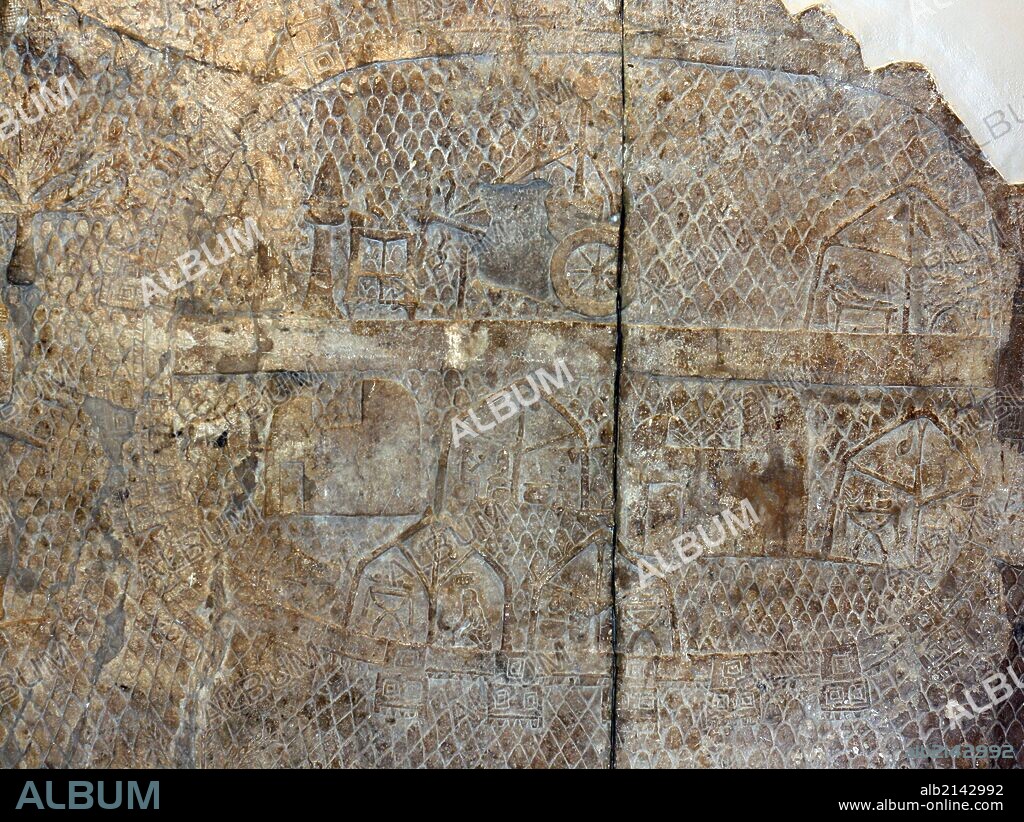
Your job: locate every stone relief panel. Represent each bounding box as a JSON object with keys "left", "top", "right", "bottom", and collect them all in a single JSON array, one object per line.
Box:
[
  {"left": 245, "top": 54, "right": 622, "bottom": 322},
  {"left": 0, "top": 0, "right": 1021, "bottom": 771},
  {"left": 160, "top": 321, "right": 617, "bottom": 767},
  {"left": 0, "top": 0, "right": 621, "bottom": 769},
  {"left": 617, "top": 374, "right": 1019, "bottom": 766},
  {"left": 622, "top": 58, "right": 1015, "bottom": 341},
  {"left": 616, "top": 0, "right": 1024, "bottom": 770}
]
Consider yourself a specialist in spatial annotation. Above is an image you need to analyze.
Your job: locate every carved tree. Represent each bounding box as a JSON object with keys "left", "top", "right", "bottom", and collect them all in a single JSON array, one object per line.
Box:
[{"left": 0, "top": 41, "right": 127, "bottom": 285}]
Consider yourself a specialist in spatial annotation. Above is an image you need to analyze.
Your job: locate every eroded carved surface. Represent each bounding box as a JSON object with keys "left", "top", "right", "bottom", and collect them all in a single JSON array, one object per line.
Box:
[
  {"left": 616, "top": 0, "right": 1024, "bottom": 769},
  {"left": 0, "top": 0, "right": 1021, "bottom": 769}
]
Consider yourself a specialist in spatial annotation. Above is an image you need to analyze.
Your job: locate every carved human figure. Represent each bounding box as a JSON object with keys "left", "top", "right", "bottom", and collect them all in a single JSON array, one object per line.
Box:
[
  {"left": 349, "top": 547, "right": 429, "bottom": 646},
  {"left": 453, "top": 588, "right": 488, "bottom": 648},
  {"left": 434, "top": 549, "right": 506, "bottom": 651},
  {"left": 806, "top": 189, "right": 993, "bottom": 336},
  {"left": 829, "top": 417, "right": 978, "bottom": 579}
]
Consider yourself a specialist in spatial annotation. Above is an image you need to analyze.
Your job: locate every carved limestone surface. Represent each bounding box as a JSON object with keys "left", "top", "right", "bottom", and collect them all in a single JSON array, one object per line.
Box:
[
  {"left": 0, "top": 0, "right": 1021, "bottom": 769},
  {"left": 615, "top": 0, "right": 1024, "bottom": 770}
]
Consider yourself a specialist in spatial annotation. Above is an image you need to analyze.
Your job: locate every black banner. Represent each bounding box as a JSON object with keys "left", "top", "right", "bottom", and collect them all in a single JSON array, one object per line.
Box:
[{"left": 0, "top": 767, "right": 1015, "bottom": 816}]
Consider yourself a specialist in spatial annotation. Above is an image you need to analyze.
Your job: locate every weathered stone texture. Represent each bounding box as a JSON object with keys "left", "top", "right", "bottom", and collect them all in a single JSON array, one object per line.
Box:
[
  {"left": 0, "top": 0, "right": 1021, "bottom": 768},
  {"left": 615, "top": 0, "right": 1024, "bottom": 769}
]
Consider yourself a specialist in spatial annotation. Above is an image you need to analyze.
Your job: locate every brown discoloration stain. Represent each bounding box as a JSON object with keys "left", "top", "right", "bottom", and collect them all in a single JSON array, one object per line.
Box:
[{"left": 728, "top": 450, "right": 806, "bottom": 552}]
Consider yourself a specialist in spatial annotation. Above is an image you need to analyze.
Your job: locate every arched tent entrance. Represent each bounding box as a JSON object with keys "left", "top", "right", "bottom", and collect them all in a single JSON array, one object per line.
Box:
[{"left": 806, "top": 188, "right": 992, "bottom": 335}]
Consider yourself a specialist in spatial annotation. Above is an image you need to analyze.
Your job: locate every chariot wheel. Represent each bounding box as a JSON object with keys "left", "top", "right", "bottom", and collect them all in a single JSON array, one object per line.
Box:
[{"left": 549, "top": 227, "right": 619, "bottom": 317}]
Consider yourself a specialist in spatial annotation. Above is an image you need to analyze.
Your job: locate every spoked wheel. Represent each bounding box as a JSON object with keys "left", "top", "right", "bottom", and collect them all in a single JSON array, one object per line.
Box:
[{"left": 549, "top": 227, "right": 619, "bottom": 317}]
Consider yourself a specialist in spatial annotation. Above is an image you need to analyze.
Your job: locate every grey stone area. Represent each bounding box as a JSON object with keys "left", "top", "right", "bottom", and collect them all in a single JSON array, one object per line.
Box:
[{"left": 0, "top": 0, "right": 1020, "bottom": 768}]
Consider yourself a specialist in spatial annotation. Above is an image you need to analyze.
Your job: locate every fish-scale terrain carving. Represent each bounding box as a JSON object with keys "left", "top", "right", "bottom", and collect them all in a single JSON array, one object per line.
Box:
[
  {"left": 0, "top": 0, "right": 1021, "bottom": 769},
  {"left": 615, "top": 0, "right": 1024, "bottom": 770}
]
